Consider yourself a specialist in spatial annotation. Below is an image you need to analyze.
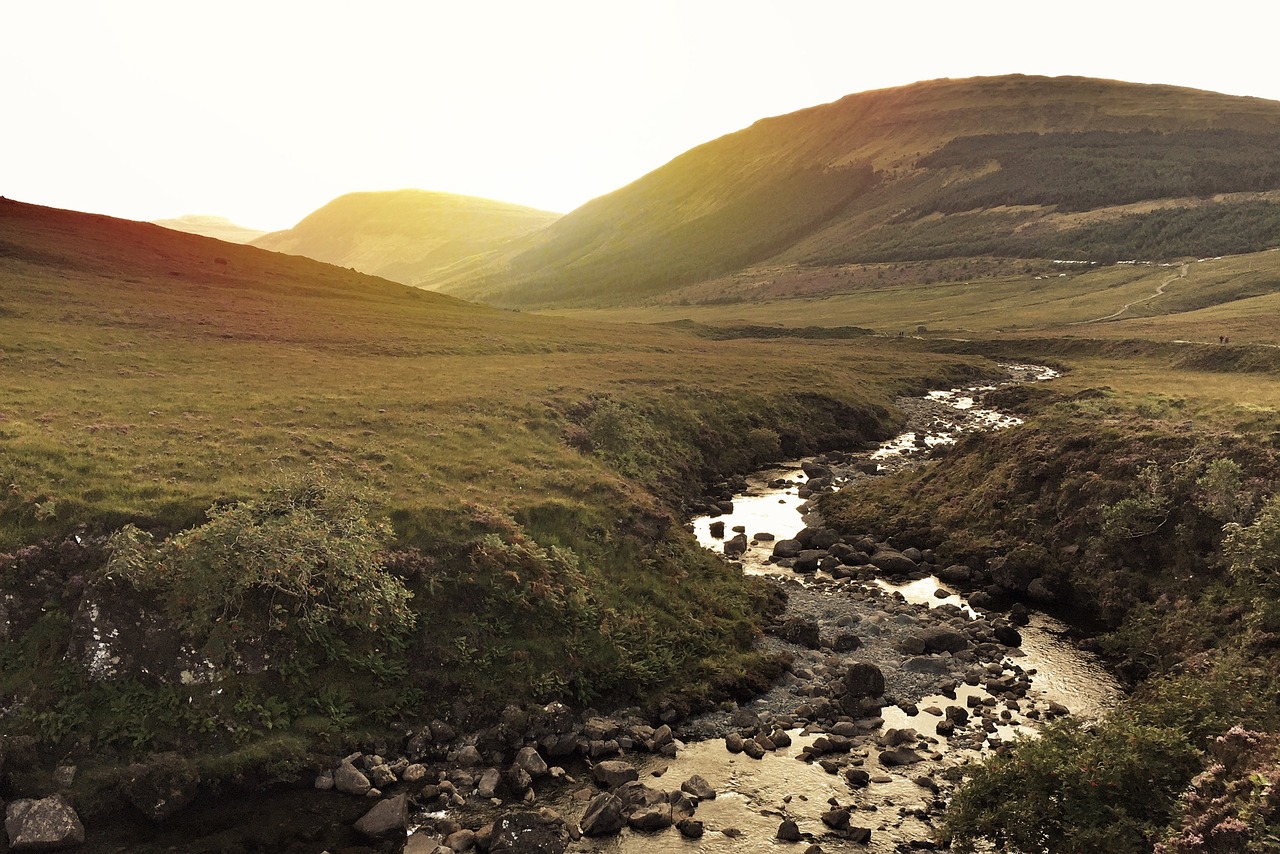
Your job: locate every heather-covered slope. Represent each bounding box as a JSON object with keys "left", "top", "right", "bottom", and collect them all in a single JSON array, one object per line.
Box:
[{"left": 426, "top": 76, "right": 1280, "bottom": 308}]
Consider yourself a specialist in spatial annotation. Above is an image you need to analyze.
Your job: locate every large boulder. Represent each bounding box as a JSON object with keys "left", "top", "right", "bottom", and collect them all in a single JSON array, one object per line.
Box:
[
  {"left": 917, "top": 626, "right": 969, "bottom": 653},
  {"left": 354, "top": 793, "right": 409, "bottom": 840},
  {"left": 579, "top": 793, "right": 626, "bottom": 836},
  {"left": 776, "top": 617, "right": 821, "bottom": 649},
  {"left": 627, "top": 803, "right": 674, "bottom": 831},
  {"left": 844, "top": 662, "right": 886, "bottom": 698},
  {"left": 724, "top": 534, "right": 749, "bottom": 557},
  {"left": 792, "top": 550, "right": 827, "bottom": 574},
  {"left": 592, "top": 760, "right": 638, "bottom": 788},
  {"left": 5, "top": 795, "right": 85, "bottom": 850},
  {"left": 124, "top": 751, "right": 200, "bottom": 822},
  {"left": 334, "top": 761, "right": 373, "bottom": 796},
  {"left": 869, "top": 550, "right": 918, "bottom": 576},
  {"left": 680, "top": 775, "right": 716, "bottom": 800},
  {"left": 772, "top": 539, "right": 804, "bottom": 559},
  {"left": 513, "top": 746, "right": 549, "bottom": 778}
]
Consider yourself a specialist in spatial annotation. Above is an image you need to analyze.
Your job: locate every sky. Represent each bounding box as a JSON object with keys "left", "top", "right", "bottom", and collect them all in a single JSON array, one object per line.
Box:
[{"left": 5, "top": 1, "right": 1280, "bottom": 232}]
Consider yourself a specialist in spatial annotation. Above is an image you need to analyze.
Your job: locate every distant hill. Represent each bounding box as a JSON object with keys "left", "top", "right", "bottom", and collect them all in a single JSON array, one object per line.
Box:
[
  {"left": 424, "top": 75, "right": 1280, "bottom": 308},
  {"left": 251, "top": 190, "right": 561, "bottom": 285},
  {"left": 152, "top": 214, "right": 267, "bottom": 244}
]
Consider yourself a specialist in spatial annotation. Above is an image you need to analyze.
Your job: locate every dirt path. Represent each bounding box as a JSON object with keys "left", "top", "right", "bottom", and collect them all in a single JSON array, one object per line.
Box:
[{"left": 1079, "top": 262, "right": 1188, "bottom": 323}]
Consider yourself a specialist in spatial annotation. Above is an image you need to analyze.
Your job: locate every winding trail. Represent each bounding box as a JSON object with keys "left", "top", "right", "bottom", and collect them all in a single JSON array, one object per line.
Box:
[{"left": 1079, "top": 262, "right": 1187, "bottom": 323}]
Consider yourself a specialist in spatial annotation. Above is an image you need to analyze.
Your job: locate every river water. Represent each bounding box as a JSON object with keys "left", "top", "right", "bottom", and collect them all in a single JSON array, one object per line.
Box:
[
  {"left": 410, "top": 365, "right": 1122, "bottom": 853},
  {"left": 591, "top": 365, "right": 1123, "bottom": 853}
]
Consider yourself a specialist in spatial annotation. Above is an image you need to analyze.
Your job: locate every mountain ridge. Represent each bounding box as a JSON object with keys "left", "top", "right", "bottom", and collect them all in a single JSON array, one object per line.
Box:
[
  {"left": 251, "top": 189, "right": 560, "bottom": 285},
  {"left": 421, "top": 75, "right": 1280, "bottom": 309}
]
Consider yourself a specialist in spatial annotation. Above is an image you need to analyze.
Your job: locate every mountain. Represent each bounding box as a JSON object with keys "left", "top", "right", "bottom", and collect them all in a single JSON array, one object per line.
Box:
[
  {"left": 152, "top": 214, "right": 267, "bottom": 243},
  {"left": 250, "top": 189, "right": 561, "bottom": 285},
  {"left": 423, "top": 75, "right": 1280, "bottom": 308}
]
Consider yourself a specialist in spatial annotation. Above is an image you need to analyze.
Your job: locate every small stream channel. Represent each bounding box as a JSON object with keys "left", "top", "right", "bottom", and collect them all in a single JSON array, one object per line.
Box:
[{"left": 579, "top": 365, "right": 1121, "bottom": 853}]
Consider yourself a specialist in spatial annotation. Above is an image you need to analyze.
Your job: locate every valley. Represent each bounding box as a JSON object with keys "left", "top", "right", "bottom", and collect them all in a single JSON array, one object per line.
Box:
[{"left": 5, "top": 72, "right": 1280, "bottom": 854}]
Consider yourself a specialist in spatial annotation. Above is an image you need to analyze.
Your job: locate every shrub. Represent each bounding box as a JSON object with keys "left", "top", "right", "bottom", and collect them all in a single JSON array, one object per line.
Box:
[
  {"left": 944, "top": 716, "right": 1201, "bottom": 853},
  {"left": 104, "top": 471, "right": 415, "bottom": 667}
]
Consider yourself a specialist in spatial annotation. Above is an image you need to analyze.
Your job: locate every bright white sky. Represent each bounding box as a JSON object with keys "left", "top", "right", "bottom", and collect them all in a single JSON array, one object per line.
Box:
[{"left": 4, "top": 1, "right": 1279, "bottom": 231}]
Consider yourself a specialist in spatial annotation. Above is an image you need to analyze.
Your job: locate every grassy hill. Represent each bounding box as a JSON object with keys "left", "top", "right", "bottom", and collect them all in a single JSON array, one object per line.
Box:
[
  {"left": 0, "top": 198, "right": 986, "bottom": 785},
  {"left": 152, "top": 214, "right": 267, "bottom": 244},
  {"left": 425, "top": 75, "right": 1280, "bottom": 308},
  {"left": 250, "top": 189, "right": 560, "bottom": 285}
]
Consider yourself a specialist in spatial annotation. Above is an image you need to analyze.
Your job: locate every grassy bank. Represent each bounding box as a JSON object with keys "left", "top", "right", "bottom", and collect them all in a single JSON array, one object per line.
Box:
[
  {"left": 818, "top": 355, "right": 1280, "bottom": 850},
  {"left": 0, "top": 201, "right": 992, "bottom": 810}
]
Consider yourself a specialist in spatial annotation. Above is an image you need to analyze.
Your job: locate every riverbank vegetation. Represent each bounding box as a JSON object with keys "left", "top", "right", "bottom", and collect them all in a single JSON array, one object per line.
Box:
[
  {"left": 0, "top": 200, "right": 993, "bottom": 814},
  {"left": 820, "top": 353, "right": 1280, "bottom": 851}
]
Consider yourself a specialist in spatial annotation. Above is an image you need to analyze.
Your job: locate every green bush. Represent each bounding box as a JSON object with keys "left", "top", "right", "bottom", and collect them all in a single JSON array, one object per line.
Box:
[
  {"left": 103, "top": 471, "right": 415, "bottom": 666},
  {"left": 944, "top": 716, "right": 1201, "bottom": 853}
]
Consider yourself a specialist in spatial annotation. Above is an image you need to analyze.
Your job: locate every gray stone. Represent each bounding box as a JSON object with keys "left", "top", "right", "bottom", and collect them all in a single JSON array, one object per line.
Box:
[
  {"left": 917, "top": 627, "right": 969, "bottom": 653},
  {"left": 580, "top": 793, "right": 626, "bottom": 836},
  {"left": 676, "top": 818, "right": 704, "bottom": 838},
  {"left": 724, "top": 533, "right": 749, "bottom": 557},
  {"left": 5, "top": 795, "right": 85, "bottom": 850},
  {"left": 777, "top": 818, "right": 802, "bottom": 841},
  {"left": 627, "top": 803, "right": 673, "bottom": 831},
  {"left": 354, "top": 794, "right": 408, "bottom": 839},
  {"left": 445, "top": 828, "right": 476, "bottom": 851},
  {"left": 514, "top": 746, "right": 549, "bottom": 778},
  {"left": 844, "top": 662, "right": 885, "bottom": 698},
  {"left": 477, "top": 767, "right": 502, "bottom": 798},
  {"left": 680, "top": 774, "right": 716, "bottom": 800},
  {"left": 879, "top": 747, "right": 925, "bottom": 766},
  {"left": 772, "top": 539, "right": 804, "bottom": 559},
  {"left": 368, "top": 763, "right": 398, "bottom": 788},
  {"left": 592, "top": 760, "right": 638, "bottom": 788},
  {"left": 335, "top": 762, "right": 373, "bottom": 796},
  {"left": 869, "top": 550, "right": 918, "bottom": 576}
]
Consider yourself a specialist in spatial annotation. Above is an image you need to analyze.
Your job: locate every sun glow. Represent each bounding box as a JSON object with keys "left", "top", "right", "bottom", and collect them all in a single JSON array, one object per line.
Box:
[{"left": 4, "top": 0, "right": 1280, "bottom": 230}]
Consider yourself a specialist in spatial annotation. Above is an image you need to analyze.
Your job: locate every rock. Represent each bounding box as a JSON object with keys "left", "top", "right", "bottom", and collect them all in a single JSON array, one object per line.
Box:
[
  {"left": 938, "top": 564, "right": 971, "bottom": 583},
  {"left": 680, "top": 775, "right": 716, "bottom": 800},
  {"left": 845, "top": 768, "right": 870, "bottom": 788},
  {"left": 743, "top": 739, "right": 766, "bottom": 759},
  {"left": 1027, "top": 577, "right": 1060, "bottom": 605},
  {"left": 724, "top": 533, "right": 749, "bottom": 557},
  {"left": 508, "top": 766, "right": 533, "bottom": 794},
  {"left": 593, "top": 760, "right": 638, "bottom": 788},
  {"left": 772, "top": 539, "right": 804, "bottom": 559},
  {"left": 879, "top": 747, "right": 925, "bottom": 766},
  {"left": 725, "top": 732, "right": 745, "bottom": 753},
  {"left": 831, "top": 632, "right": 862, "bottom": 652},
  {"left": 777, "top": 617, "right": 821, "bottom": 649},
  {"left": 515, "top": 746, "right": 550, "bottom": 778},
  {"left": 445, "top": 828, "right": 477, "bottom": 852},
  {"left": 896, "top": 635, "right": 927, "bottom": 655},
  {"left": 456, "top": 745, "right": 483, "bottom": 767},
  {"left": 5, "top": 795, "right": 85, "bottom": 850},
  {"left": 402, "top": 763, "right": 428, "bottom": 784},
  {"left": 902, "top": 547, "right": 923, "bottom": 562},
  {"left": 676, "top": 818, "right": 704, "bottom": 838},
  {"left": 368, "top": 763, "right": 398, "bottom": 788},
  {"left": 335, "top": 762, "right": 373, "bottom": 796},
  {"left": 123, "top": 751, "right": 201, "bottom": 822},
  {"left": 315, "top": 770, "right": 335, "bottom": 791},
  {"left": 709, "top": 520, "right": 725, "bottom": 539},
  {"left": 869, "top": 550, "right": 918, "bottom": 576},
  {"left": 844, "top": 662, "right": 886, "bottom": 698},
  {"left": 489, "top": 812, "right": 567, "bottom": 854},
  {"left": 627, "top": 803, "right": 674, "bottom": 831},
  {"left": 848, "top": 826, "right": 872, "bottom": 844},
  {"left": 477, "top": 768, "right": 502, "bottom": 799},
  {"left": 354, "top": 793, "right": 409, "bottom": 840},
  {"left": 903, "top": 655, "right": 952, "bottom": 674},
  {"left": 918, "top": 626, "right": 969, "bottom": 653},
  {"left": 652, "top": 724, "right": 674, "bottom": 748},
  {"left": 793, "top": 549, "right": 827, "bottom": 574},
  {"left": 580, "top": 793, "right": 626, "bottom": 836},
  {"left": 993, "top": 622, "right": 1022, "bottom": 647},
  {"left": 777, "top": 818, "right": 803, "bottom": 841},
  {"left": 820, "top": 807, "right": 850, "bottom": 831}
]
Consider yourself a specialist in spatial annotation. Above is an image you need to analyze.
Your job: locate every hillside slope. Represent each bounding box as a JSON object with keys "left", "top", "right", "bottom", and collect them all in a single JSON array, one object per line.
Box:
[
  {"left": 152, "top": 214, "right": 267, "bottom": 243},
  {"left": 425, "top": 75, "right": 1280, "bottom": 308},
  {"left": 251, "top": 189, "right": 560, "bottom": 284}
]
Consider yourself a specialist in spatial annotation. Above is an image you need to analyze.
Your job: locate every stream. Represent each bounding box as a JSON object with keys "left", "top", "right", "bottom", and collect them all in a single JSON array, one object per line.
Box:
[
  {"left": 408, "top": 364, "right": 1123, "bottom": 853},
  {"left": 588, "top": 365, "right": 1118, "bottom": 852}
]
